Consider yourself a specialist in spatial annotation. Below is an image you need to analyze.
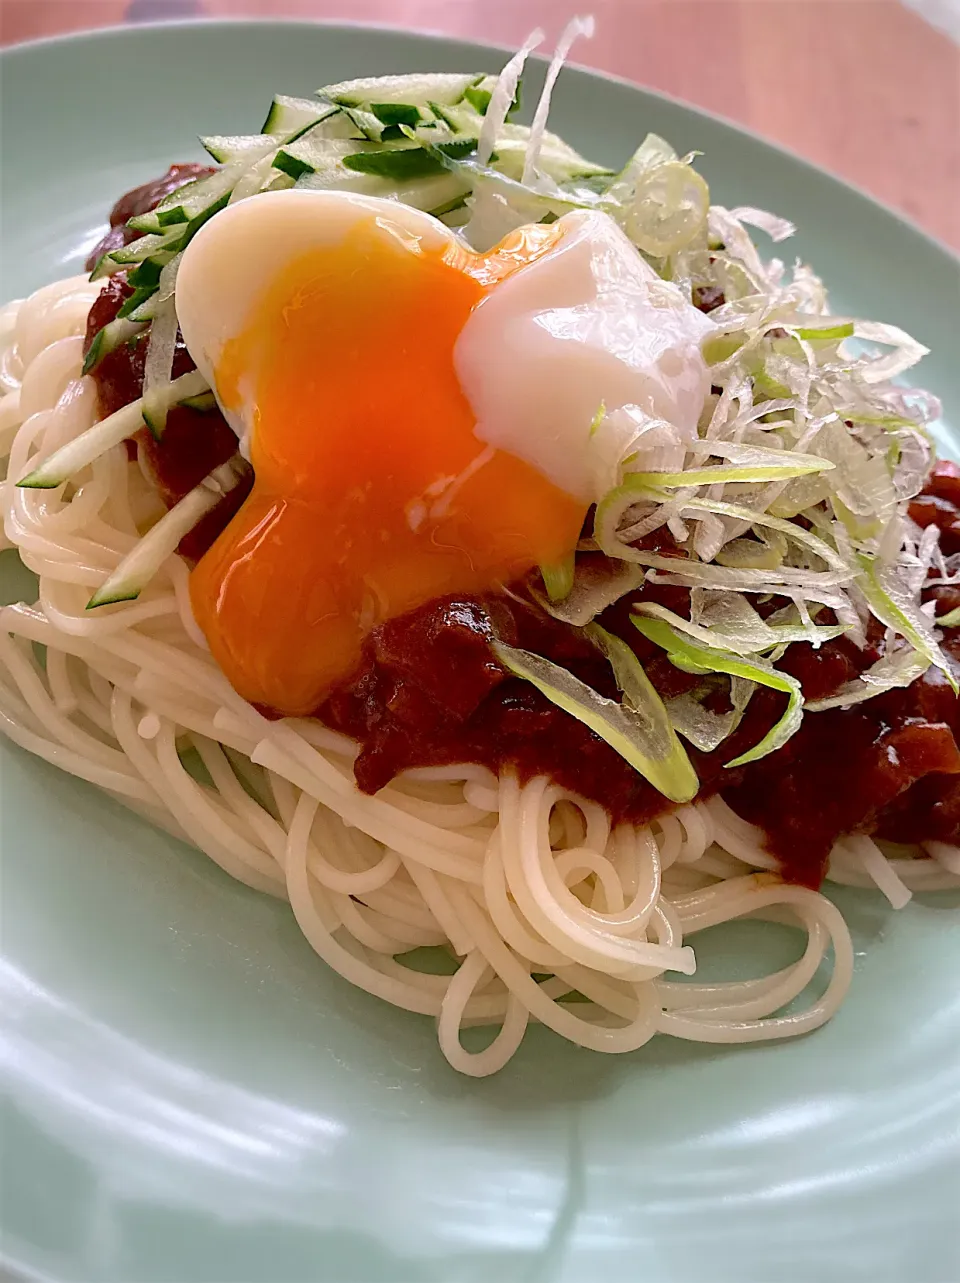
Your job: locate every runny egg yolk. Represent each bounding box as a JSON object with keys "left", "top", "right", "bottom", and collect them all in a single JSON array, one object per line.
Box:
[{"left": 189, "top": 218, "right": 587, "bottom": 716}]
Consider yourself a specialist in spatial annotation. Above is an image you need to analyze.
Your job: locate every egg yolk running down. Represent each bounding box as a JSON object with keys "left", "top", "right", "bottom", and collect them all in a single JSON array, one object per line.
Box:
[{"left": 188, "top": 215, "right": 586, "bottom": 716}]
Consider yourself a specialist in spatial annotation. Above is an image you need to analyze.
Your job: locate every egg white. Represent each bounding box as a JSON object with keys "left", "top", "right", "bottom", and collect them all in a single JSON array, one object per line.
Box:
[{"left": 176, "top": 189, "right": 713, "bottom": 502}]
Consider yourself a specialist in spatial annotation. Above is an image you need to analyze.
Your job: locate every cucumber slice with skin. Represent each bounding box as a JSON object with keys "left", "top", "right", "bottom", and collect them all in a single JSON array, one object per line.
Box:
[
  {"left": 466, "top": 74, "right": 522, "bottom": 118},
  {"left": 262, "top": 93, "right": 333, "bottom": 136},
  {"left": 341, "top": 106, "right": 401, "bottom": 144},
  {"left": 87, "top": 459, "right": 245, "bottom": 608},
  {"left": 271, "top": 115, "right": 372, "bottom": 178},
  {"left": 17, "top": 369, "right": 210, "bottom": 490},
  {"left": 82, "top": 317, "right": 147, "bottom": 375},
  {"left": 463, "top": 85, "right": 492, "bottom": 114},
  {"left": 493, "top": 123, "right": 615, "bottom": 183},
  {"left": 274, "top": 135, "right": 377, "bottom": 181},
  {"left": 131, "top": 161, "right": 261, "bottom": 234},
  {"left": 200, "top": 133, "right": 280, "bottom": 165},
  {"left": 428, "top": 100, "right": 484, "bottom": 136},
  {"left": 108, "top": 225, "right": 187, "bottom": 267},
  {"left": 178, "top": 390, "right": 217, "bottom": 411},
  {"left": 370, "top": 102, "right": 422, "bottom": 127},
  {"left": 320, "top": 71, "right": 482, "bottom": 108},
  {"left": 295, "top": 167, "right": 469, "bottom": 216},
  {"left": 343, "top": 138, "right": 477, "bottom": 181},
  {"left": 127, "top": 258, "right": 163, "bottom": 288},
  {"left": 116, "top": 286, "right": 161, "bottom": 320}
]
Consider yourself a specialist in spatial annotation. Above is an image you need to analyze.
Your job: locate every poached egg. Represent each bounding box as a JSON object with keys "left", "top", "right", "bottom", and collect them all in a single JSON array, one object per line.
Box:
[{"left": 176, "top": 188, "right": 712, "bottom": 715}]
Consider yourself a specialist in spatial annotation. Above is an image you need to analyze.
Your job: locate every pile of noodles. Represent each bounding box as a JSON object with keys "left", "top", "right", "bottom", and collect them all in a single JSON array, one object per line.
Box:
[{"left": 1, "top": 278, "right": 958, "bottom": 1075}]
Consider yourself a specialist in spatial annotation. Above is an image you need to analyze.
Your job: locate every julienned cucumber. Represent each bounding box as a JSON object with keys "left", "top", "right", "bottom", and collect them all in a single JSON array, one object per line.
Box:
[
  {"left": 342, "top": 138, "right": 477, "bottom": 181},
  {"left": 87, "top": 459, "right": 245, "bottom": 609},
  {"left": 493, "top": 124, "right": 614, "bottom": 182},
  {"left": 273, "top": 135, "right": 377, "bottom": 181},
  {"left": 93, "top": 69, "right": 609, "bottom": 337},
  {"left": 106, "top": 225, "right": 187, "bottom": 267},
  {"left": 294, "top": 167, "right": 469, "bottom": 218},
  {"left": 128, "top": 165, "right": 247, "bottom": 234},
  {"left": 17, "top": 370, "right": 210, "bottom": 490},
  {"left": 319, "top": 72, "right": 483, "bottom": 108},
  {"left": 270, "top": 112, "right": 375, "bottom": 177},
  {"left": 82, "top": 317, "right": 147, "bottom": 375},
  {"left": 200, "top": 133, "right": 283, "bottom": 165},
  {"left": 262, "top": 93, "right": 334, "bottom": 136}
]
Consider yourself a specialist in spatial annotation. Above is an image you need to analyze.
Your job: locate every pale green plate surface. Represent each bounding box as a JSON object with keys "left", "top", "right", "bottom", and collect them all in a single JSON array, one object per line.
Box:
[{"left": 1, "top": 22, "right": 959, "bottom": 1283}]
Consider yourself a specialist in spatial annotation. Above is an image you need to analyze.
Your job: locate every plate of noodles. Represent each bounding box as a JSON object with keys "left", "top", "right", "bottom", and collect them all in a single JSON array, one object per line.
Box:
[{"left": 2, "top": 17, "right": 959, "bottom": 1283}]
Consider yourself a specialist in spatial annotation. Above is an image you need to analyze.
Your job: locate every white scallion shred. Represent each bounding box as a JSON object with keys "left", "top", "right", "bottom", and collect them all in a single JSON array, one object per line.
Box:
[
  {"left": 477, "top": 28, "right": 544, "bottom": 167},
  {"left": 522, "top": 16, "right": 595, "bottom": 189},
  {"left": 141, "top": 296, "right": 180, "bottom": 437}
]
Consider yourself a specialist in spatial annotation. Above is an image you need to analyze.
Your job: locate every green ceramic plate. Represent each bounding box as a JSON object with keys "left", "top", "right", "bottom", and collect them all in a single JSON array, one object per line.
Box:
[{"left": 1, "top": 21, "right": 958, "bottom": 1283}]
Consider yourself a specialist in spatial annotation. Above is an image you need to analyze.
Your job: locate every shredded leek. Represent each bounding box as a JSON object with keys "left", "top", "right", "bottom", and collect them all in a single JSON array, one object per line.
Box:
[
  {"left": 856, "top": 554, "right": 957, "bottom": 692},
  {"left": 805, "top": 648, "right": 930, "bottom": 712},
  {"left": 540, "top": 554, "right": 576, "bottom": 603},
  {"left": 492, "top": 637, "right": 698, "bottom": 802},
  {"left": 792, "top": 322, "right": 855, "bottom": 341},
  {"left": 632, "top": 617, "right": 804, "bottom": 766},
  {"left": 667, "top": 675, "right": 755, "bottom": 752},
  {"left": 632, "top": 599, "right": 846, "bottom": 656}
]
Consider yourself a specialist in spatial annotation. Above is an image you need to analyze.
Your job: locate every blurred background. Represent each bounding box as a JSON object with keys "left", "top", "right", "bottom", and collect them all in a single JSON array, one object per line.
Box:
[{"left": 0, "top": 0, "right": 958, "bottom": 248}]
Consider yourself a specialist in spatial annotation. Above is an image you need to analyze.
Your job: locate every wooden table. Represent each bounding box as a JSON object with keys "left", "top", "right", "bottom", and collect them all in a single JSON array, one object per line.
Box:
[{"left": 2, "top": 0, "right": 958, "bottom": 248}]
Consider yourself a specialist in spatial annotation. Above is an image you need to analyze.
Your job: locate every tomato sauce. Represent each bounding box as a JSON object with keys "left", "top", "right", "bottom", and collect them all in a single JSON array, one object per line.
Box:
[{"left": 85, "top": 168, "right": 960, "bottom": 888}]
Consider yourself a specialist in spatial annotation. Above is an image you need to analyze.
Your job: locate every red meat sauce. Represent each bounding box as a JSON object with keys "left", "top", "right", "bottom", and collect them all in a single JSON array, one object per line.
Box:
[{"left": 84, "top": 168, "right": 960, "bottom": 889}]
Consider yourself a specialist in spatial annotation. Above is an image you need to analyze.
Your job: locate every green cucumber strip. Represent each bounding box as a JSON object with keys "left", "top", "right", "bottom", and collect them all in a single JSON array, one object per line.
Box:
[
  {"left": 178, "top": 391, "right": 218, "bottom": 412},
  {"left": 200, "top": 132, "right": 277, "bottom": 164},
  {"left": 88, "top": 461, "right": 242, "bottom": 608},
  {"left": 17, "top": 370, "right": 209, "bottom": 489},
  {"left": 117, "top": 286, "right": 163, "bottom": 320},
  {"left": 343, "top": 137, "right": 476, "bottom": 180},
  {"left": 294, "top": 163, "right": 468, "bottom": 214},
  {"left": 89, "top": 252, "right": 121, "bottom": 281},
  {"left": 273, "top": 134, "right": 374, "bottom": 180},
  {"left": 127, "top": 258, "right": 163, "bottom": 288},
  {"left": 122, "top": 195, "right": 227, "bottom": 315},
  {"left": 320, "top": 72, "right": 481, "bottom": 108},
  {"left": 341, "top": 106, "right": 403, "bottom": 143},
  {"left": 466, "top": 75, "right": 520, "bottom": 118},
  {"left": 463, "top": 85, "right": 492, "bottom": 113},
  {"left": 273, "top": 148, "right": 315, "bottom": 181},
  {"left": 262, "top": 93, "right": 334, "bottom": 136},
  {"left": 82, "top": 318, "right": 146, "bottom": 375},
  {"left": 428, "top": 100, "right": 484, "bottom": 135},
  {"left": 492, "top": 124, "right": 615, "bottom": 183},
  {"left": 131, "top": 164, "right": 251, "bottom": 236},
  {"left": 108, "top": 225, "right": 186, "bottom": 266},
  {"left": 371, "top": 102, "right": 422, "bottom": 126}
]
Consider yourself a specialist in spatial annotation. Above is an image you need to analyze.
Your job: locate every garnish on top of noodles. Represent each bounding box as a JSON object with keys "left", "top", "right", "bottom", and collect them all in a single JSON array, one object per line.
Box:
[{"left": 16, "top": 16, "right": 955, "bottom": 809}]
